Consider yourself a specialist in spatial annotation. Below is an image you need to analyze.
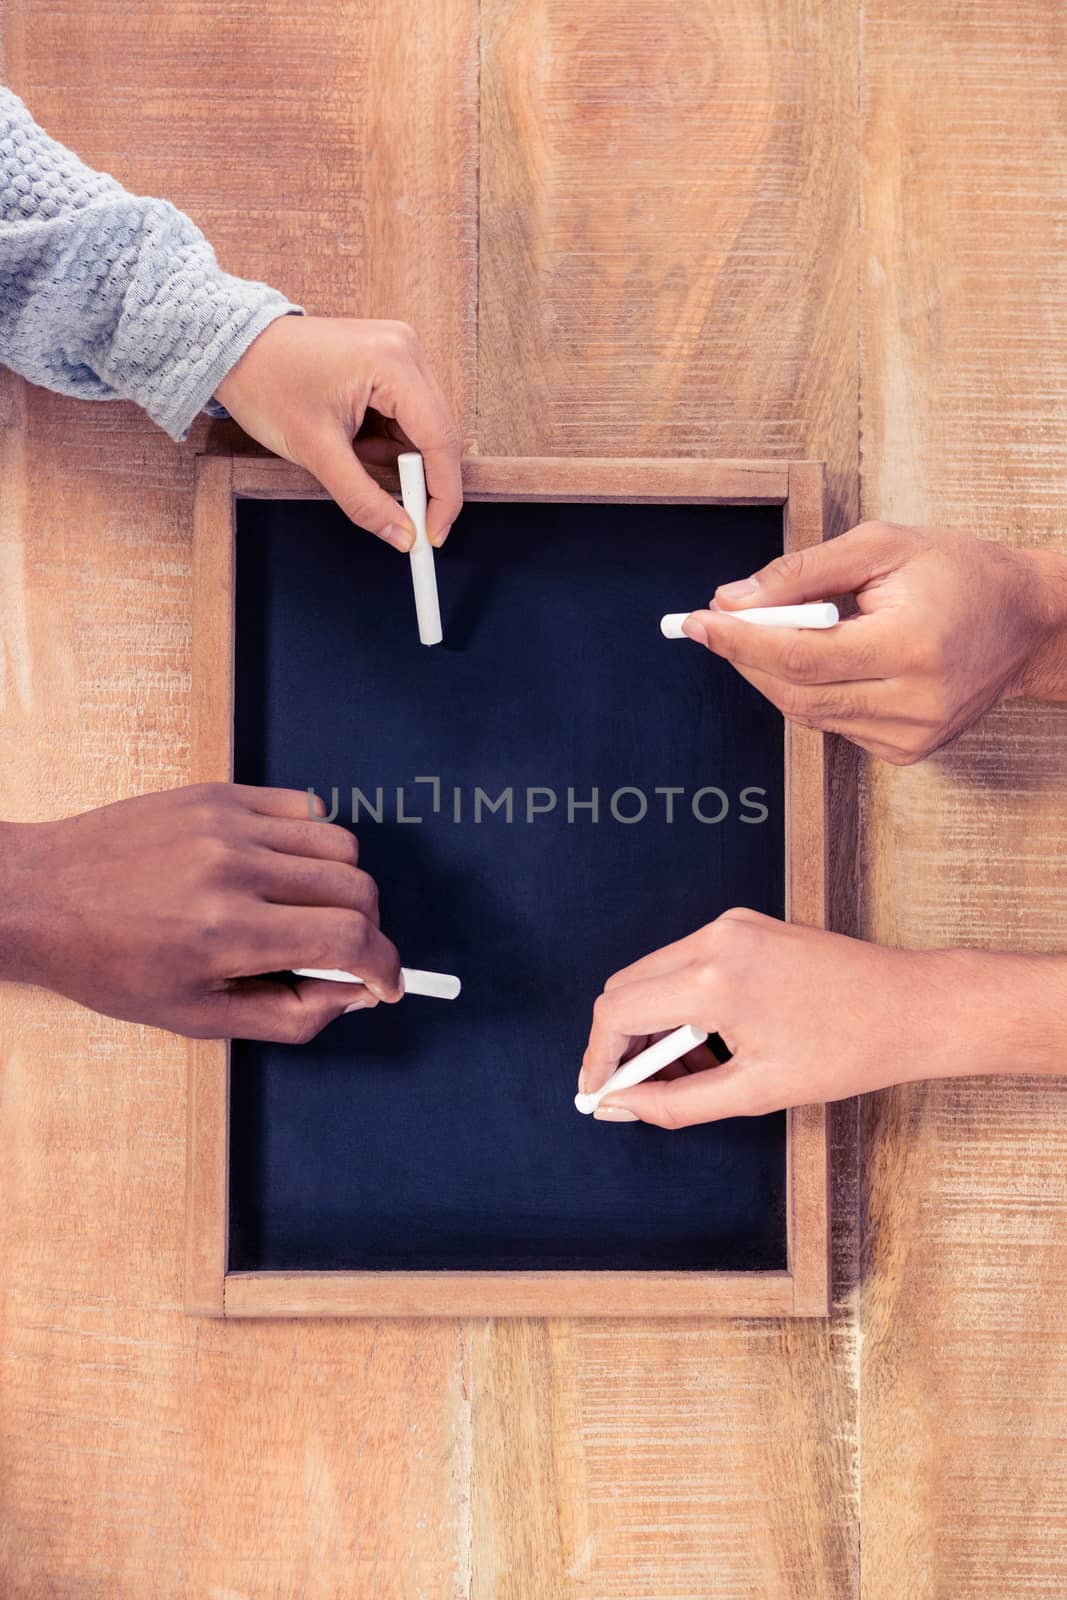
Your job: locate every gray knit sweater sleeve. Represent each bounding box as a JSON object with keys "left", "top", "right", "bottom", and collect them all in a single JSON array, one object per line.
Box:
[{"left": 0, "top": 88, "right": 301, "bottom": 440}]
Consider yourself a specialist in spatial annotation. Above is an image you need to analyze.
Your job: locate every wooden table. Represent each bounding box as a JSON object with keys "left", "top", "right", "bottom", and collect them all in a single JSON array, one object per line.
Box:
[{"left": 1, "top": 4, "right": 1065, "bottom": 1595}]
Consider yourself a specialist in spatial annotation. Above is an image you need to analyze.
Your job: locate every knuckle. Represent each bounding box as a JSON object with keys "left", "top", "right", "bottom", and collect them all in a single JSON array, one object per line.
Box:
[
  {"left": 383, "top": 318, "right": 419, "bottom": 355},
  {"left": 355, "top": 870, "right": 380, "bottom": 916},
  {"left": 284, "top": 1009, "right": 322, "bottom": 1047},
  {"left": 910, "top": 635, "right": 946, "bottom": 676},
  {"left": 770, "top": 548, "right": 807, "bottom": 584},
  {"left": 719, "top": 905, "right": 759, "bottom": 928},
  {"left": 592, "top": 991, "right": 615, "bottom": 1027},
  {"left": 194, "top": 833, "right": 237, "bottom": 882},
  {"left": 337, "top": 910, "right": 373, "bottom": 965},
  {"left": 327, "top": 823, "right": 359, "bottom": 863},
  {"left": 430, "top": 417, "right": 464, "bottom": 454},
  {"left": 650, "top": 1090, "right": 686, "bottom": 1132},
  {"left": 705, "top": 619, "right": 738, "bottom": 661},
  {"left": 193, "top": 893, "right": 231, "bottom": 948},
  {"left": 777, "top": 683, "right": 811, "bottom": 722},
  {"left": 884, "top": 736, "right": 927, "bottom": 766},
  {"left": 810, "top": 689, "right": 854, "bottom": 723},
  {"left": 691, "top": 957, "right": 721, "bottom": 995},
  {"left": 916, "top": 684, "right": 953, "bottom": 727},
  {"left": 780, "top": 635, "right": 819, "bottom": 683}
]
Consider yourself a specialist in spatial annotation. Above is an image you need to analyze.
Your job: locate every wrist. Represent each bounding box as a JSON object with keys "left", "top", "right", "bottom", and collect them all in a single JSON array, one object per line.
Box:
[
  {"left": 1008, "top": 548, "right": 1067, "bottom": 704},
  {"left": 927, "top": 947, "right": 1067, "bottom": 1079},
  {"left": 0, "top": 821, "right": 48, "bottom": 986}
]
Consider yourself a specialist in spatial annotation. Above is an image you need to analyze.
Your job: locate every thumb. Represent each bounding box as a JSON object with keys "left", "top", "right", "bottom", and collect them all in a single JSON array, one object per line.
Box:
[
  {"left": 599, "top": 1056, "right": 752, "bottom": 1128},
  {"left": 302, "top": 426, "right": 416, "bottom": 551},
  {"left": 199, "top": 976, "right": 377, "bottom": 1044},
  {"left": 713, "top": 523, "right": 900, "bottom": 610}
]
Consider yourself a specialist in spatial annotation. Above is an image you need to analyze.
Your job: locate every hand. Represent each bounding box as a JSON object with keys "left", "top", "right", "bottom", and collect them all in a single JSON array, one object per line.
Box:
[
  {"left": 214, "top": 315, "right": 464, "bottom": 551},
  {"left": 579, "top": 909, "right": 1065, "bottom": 1126},
  {"left": 0, "top": 784, "right": 403, "bottom": 1041},
  {"left": 680, "top": 521, "right": 1067, "bottom": 764}
]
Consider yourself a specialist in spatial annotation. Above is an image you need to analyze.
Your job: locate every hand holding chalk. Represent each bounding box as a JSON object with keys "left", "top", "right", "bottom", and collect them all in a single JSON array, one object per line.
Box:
[
  {"left": 575, "top": 1024, "right": 708, "bottom": 1115},
  {"left": 661, "top": 601, "right": 839, "bottom": 637},
  {"left": 293, "top": 966, "right": 461, "bottom": 1001},
  {"left": 398, "top": 452, "right": 444, "bottom": 646}
]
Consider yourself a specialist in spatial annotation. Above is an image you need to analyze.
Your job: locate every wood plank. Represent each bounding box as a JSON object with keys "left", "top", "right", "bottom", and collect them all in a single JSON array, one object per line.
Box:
[
  {"left": 860, "top": 3, "right": 1067, "bottom": 1594},
  {"left": 224, "top": 1271, "right": 797, "bottom": 1320},
  {"left": 479, "top": 0, "right": 860, "bottom": 535},
  {"left": 183, "top": 459, "right": 233, "bottom": 1316},
  {"left": 475, "top": 5, "right": 860, "bottom": 1594},
  {"left": 461, "top": 456, "right": 789, "bottom": 503},
  {"left": 0, "top": 4, "right": 480, "bottom": 1595},
  {"left": 782, "top": 463, "right": 833, "bottom": 1316},
  {"left": 233, "top": 453, "right": 791, "bottom": 503}
]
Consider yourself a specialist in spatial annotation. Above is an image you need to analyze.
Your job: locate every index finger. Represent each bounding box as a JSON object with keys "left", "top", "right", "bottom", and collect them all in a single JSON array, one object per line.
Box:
[
  {"left": 392, "top": 367, "right": 464, "bottom": 546},
  {"left": 690, "top": 609, "right": 903, "bottom": 686},
  {"left": 582, "top": 970, "right": 699, "bottom": 1092}
]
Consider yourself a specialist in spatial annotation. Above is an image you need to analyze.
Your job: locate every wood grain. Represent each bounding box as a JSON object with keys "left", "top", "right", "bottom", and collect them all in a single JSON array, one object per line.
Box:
[
  {"left": 0, "top": 4, "right": 479, "bottom": 1597},
  {"left": 16, "top": 0, "right": 1067, "bottom": 1593},
  {"left": 860, "top": 5, "right": 1067, "bottom": 1596},
  {"left": 232, "top": 453, "right": 793, "bottom": 502},
  {"left": 183, "top": 458, "right": 234, "bottom": 1316},
  {"left": 478, "top": 0, "right": 861, "bottom": 536},
  {"left": 476, "top": 4, "right": 860, "bottom": 1594}
]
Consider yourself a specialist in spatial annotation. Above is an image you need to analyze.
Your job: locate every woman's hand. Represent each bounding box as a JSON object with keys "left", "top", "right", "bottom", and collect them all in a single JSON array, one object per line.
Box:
[
  {"left": 681, "top": 521, "right": 1067, "bottom": 764},
  {"left": 214, "top": 315, "right": 464, "bottom": 551},
  {"left": 0, "top": 784, "right": 403, "bottom": 1041},
  {"left": 579, "top": 909, "right": 1065, "bottom": 1126}
]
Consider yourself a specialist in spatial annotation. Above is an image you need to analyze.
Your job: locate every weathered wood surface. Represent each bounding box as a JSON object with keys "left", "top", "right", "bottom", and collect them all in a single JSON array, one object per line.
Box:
[
  {"left": 0, "top": 0, "right": 1062, "bottom": 1595},
  {"left": 860, "top": 6, "right": 1067, "bottom": 1597},
  {"left": 0, "top": 5, "right": 479, "bottom": 1598}
]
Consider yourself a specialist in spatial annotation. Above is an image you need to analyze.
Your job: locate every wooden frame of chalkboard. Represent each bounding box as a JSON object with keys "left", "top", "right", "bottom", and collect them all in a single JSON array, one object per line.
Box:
[{"left": 185, "top": 454, "right": 831, "bottom": 1319}]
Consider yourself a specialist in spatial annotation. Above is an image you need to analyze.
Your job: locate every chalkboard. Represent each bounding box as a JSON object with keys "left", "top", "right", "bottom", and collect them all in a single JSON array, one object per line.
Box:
[{"left": 227, "top": 495, "right": 788, "bottom": 1277}]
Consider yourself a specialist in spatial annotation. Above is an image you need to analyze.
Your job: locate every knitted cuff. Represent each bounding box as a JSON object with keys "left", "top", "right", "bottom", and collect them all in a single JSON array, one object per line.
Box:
[{"left": 149, "top": 291, "right": 304, "bottom": 442}]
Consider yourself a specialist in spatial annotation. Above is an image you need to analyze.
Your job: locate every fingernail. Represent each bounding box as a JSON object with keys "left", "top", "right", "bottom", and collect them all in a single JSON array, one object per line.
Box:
[
  {"left": 717, "top": 576, "right": 758, "bottom": 600},
  {"left": 430, "top": 524, "right": 451, "bottom": 549},
  {"left": 593, "top": 1106, "right": 639, "bottom": 1123},
  {"left": 383, "top": 522, "right": 415, "bottom": 552},
  {"left": 681, "top": 618, "right": 708, "bottom": 646},
  {"left": 577, "top": 1068, "right": 588, "bottom": 1096},
  {"left": 343, "top": 1001, "right": 368, "bottom": 1014}
]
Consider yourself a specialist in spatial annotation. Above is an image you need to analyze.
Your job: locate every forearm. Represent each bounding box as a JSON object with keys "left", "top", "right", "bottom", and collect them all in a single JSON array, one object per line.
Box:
[
  {"left": 937, "top": 947, "right": 1067, "bottom": 1079},
  {"left": 0, "top": 88, "right": 300, "bottom": 440},
  {"left": 1011, "top": 548, "right": 1067, "bottom": 704},
  {"left": 0, "top": 820, "right": 41, "bottom": 986}
]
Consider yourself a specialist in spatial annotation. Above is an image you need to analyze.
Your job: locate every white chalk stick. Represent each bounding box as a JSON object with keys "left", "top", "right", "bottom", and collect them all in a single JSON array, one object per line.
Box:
[
  {"left": 574, "top": 1023, "right": 708, "bottom": 1115},
  {"left": 293, "top": 966, "right": 461, "bottom": 1001},
  {"left": 398, "top": 451, "right": 443, "bottom": 647},
  {"left": 661, "top": 601, "right": 839, "bottom": 638}
]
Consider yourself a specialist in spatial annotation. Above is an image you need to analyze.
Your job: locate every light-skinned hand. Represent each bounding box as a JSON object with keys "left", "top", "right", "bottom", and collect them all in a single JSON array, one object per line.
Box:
[
  {"left": 681, "top": 521, "right": 1067, "bottom": 764},
  {"left": 579, "top": 908, "right": 1067, "bottom": 1126},
  {"left": 214, "top": 315, "right": 464, "bottom": 551},
  {"left": 0, "top": 784, "right": 403, "bottom": 1041}
]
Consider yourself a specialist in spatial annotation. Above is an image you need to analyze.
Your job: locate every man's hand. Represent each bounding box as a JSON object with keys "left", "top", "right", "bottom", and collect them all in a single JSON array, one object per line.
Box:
[
  {"left": 579, "top": 909, "right": 1067, "bottom": 1125},
  {"left": 214, "top": 316, "right": 464, "bottom": 551},
  {"left": 680, "top": 521, "right": 1067, "bottom": 764},
  {"left": 0, "top": 784, "right": 403, "bottom": 1042}
]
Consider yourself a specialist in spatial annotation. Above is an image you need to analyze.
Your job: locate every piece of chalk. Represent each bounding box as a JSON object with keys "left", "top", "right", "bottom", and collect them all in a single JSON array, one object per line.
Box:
[
  {"left": 575, "top": 1022, "right": 708, "bottom": 1115},
  {"left": 293, "top": 966, "right": 461, "bottom": 1001},
  {"left": 398, "top": 451, "right": 443, "bottom": 647},
  {"left": 660, "top": 601, "right": 839, "bottom": 638}
]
